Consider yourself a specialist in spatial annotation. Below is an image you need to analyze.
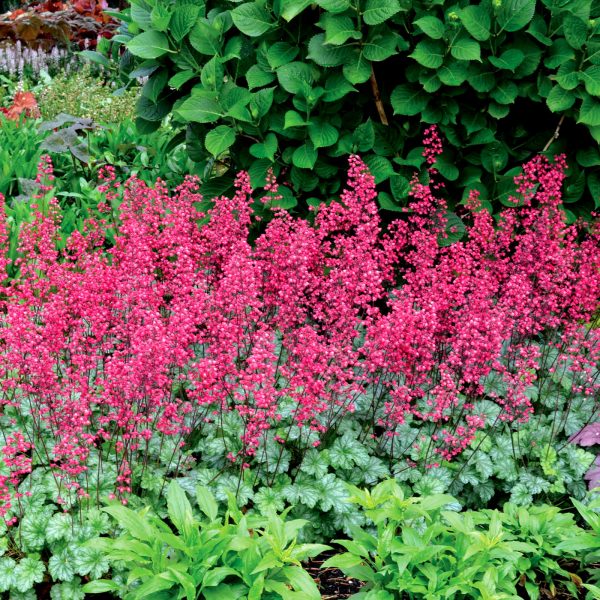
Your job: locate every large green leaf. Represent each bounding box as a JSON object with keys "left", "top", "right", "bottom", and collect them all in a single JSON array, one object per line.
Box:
[
  {"left": 321, "top": 14, "right": 362, "bottom": 45},
  {"left": 496, "top": 0, "right": 536, "bottom": 33},
  {"left": 546, "top": 85, "right": 575, "bottom": 112},
  {"left": 579, "top": 95, "right": 600, "bottom": 127},
  {"left": 177, "top": 94, "right": 223, "bottom": 123},
  {"left": 563, "top": 13, "right": 588, "bottom": 50},
  {"left": 292, "top": 143, "right": 318, "bottom": 168},
  {"left": 414, "top": 15, "right": 445, "bottom": 39},
  {"left": 170, "top": 4, "right": 201, "bottom": 41},
  {"left": 308, "top": 118, "right": 339, "bottom": 148},
  {"left": 410, "top": 39, "right": 445, "bottom": 68},
  {"left": 231, "top": 3, "right": 274, "bottom": 37},
  {"left": 390, "top": 84, "right": 428, "bottom": 115},
  {"left": 277, "top": 62, "right": 314, "bottom": 94},
  {"left": 580, "top": 65, "right": 600, "bottom": 96},
  {"left": 307, "top": 33, "right": 354, "bottom": 67},
  {"left": 362, "top": 0, "right": 402, "bottom": 25},
  {"left": 459, "top": 5, "right": 491, "bottom": 41},
  {"left": 127, "top": 31, "right": 171, "bottom": 59},
  {"left": 280, "top": 0, "right": 312, "bottom": 21},
  {"left": 205, "top": 125, "right": 236, "bottom": 157},
  {"left": 488, "top": 48, "right": 524, "bottom": 71},
  {"left": 450, "top": 34, "right": 481, "bottom": 61}
]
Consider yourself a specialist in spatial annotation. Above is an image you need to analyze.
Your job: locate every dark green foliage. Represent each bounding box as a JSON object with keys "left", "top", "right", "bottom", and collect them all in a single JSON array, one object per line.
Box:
[{"left": 107, "top": 0, "right": 600, "bottom": 217}]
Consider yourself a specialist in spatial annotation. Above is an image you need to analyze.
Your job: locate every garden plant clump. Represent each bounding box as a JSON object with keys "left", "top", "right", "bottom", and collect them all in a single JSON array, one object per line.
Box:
[
  {"left": 0, "top": 0, "right": 599, "bottom": 598},
  {"left": 0, "top": 122, "right": 597, "bottom": 597}
]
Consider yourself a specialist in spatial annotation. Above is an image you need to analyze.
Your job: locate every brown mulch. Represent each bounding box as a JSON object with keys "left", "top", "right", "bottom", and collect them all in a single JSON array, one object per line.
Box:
[{"left": 305, "top": 551, "right": 364, "bottom": 599}]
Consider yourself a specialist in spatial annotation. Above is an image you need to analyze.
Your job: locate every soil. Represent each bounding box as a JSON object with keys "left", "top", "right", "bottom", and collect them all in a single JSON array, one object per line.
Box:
[{"left": 305, "top": 551, "right": 364, "bottom": 599}]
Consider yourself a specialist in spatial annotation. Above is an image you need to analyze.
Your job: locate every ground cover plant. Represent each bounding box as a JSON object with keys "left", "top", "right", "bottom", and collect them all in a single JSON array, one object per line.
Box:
[
  {"left": 102, "top": 0, "right": 600, "bottom": 218},
  {"left": 0, "top": 123, "right": 597, "bottom": 596}
]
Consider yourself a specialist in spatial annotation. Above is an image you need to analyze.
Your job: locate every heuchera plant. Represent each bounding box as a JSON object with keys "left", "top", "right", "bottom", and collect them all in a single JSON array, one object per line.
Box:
[{"left": 0, "top": 127, "right": 598, "bottom": 518}]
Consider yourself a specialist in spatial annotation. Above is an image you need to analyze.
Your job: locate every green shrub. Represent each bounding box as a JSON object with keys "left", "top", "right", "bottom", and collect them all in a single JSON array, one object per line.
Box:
[
  {"left": 102, "top": 0, "right": 600, "bottom": 217},
  {"left": 38, "top": 66, "right": 139, "bottom": 124}
]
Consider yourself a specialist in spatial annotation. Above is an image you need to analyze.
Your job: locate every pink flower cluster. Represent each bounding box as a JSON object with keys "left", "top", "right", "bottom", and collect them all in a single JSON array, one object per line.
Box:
[{"left": 0, "top": 128, "right": 597, "bottom": 513}]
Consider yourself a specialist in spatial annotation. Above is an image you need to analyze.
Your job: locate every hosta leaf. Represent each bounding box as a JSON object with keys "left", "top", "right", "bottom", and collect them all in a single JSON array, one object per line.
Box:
[{"left": 362, "top": 0, "right": 402, "bottom": 25}]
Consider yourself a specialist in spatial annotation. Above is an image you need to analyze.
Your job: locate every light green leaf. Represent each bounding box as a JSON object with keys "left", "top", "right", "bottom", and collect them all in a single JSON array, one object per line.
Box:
[
  {"left": 267, "top": 42, "right": 299, "bottom": 69},
  {"left": 231, "top": 3, "right": 274, "bottom": 37},
  {"left": 414, "top": 15, "right": 445, "bottom": 39},
  {"left": 579, "top": 95, "right": 600, "bottom": 126},
  {"left": 14, "top": 558, "right": 45, "bottom": 593},
  {"left": 277, "top": 62, "right": 314, "bottom": 94},
  {"left": 292, "top": 143, "right": 318, "bottom": 169},
  {"left": 196, "top": 486, "right": 219, "bottom": 521},
  {"left": 170, "top": 4, "right": 201, "bottom": 41},
  {"left": 169, "top": 71, "right": 196, "bottom": 90},
  {"left": 581, "top": 65, "right": 600, "bottom": 95},
  {"left": 496, "top": 0, "right": 536, "bottom": 33},
  {"left": 410, "top": 39, "right": 445, "bottom": 68},
  {"left": 281, "top": 0, "right": 312, "bottom": 21},
  {"left": 362, "top": 0, "right": 402, "bottom": 25},
  {"left": 307, "top": 34, "right": 353, "bottom": 67},
  {"left": 459, "top": 5, "right": 491, "bottom": 41},
  {"left": 308, "top": 118, "right": 339, "bottom": 148},
  {"left": 316, "top": 0, "right": 350, "bottom": 13},
  {"left": 321, "top": 14, "right": 362, "bottom": 45},
  {"left": 450, "top": 35, "right": 481, "bottom": 61},
  {"left": 563, "top": 13, "right": 588, "bottom": 49},
  {"left": 546, "top": 85, "right": 575, "bottom": 112},
  {"left": 488, "top": 48, "right": 524, "bottom": 70},
  {"left": 127, "top": 31, "right": 171, "bottom": 59},
  {"left": 177, "top": 94, "right": 222, "bottom": 123}
]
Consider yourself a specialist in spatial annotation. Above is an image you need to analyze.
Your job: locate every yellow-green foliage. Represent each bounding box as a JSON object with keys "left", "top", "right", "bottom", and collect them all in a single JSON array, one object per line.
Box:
[{"left": 39, "top": 66, "right": 138, "bottom": 124}]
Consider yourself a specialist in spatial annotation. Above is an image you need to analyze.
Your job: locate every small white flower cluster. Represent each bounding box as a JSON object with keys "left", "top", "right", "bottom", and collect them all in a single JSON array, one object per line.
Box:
[{"left": 0, "top": 40, "right": 86, "bottom": 78}]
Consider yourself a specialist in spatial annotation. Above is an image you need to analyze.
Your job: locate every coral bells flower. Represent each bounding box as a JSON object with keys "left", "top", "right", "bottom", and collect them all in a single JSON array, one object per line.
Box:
[{"left": 0, "top": 139, "right": 597, "bottom": 514}]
